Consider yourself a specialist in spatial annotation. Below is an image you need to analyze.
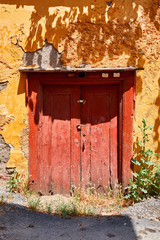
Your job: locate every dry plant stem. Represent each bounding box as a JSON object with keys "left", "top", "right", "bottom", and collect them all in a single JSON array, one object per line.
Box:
[{"left": 24, "top": 185, "right": 126, "bottom": 217}]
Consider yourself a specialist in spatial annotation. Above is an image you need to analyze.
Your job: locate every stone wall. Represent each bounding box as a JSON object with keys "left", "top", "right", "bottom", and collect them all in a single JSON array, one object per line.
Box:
[{"left": 0, "top": 135, "right": 10, "bottom": 178}]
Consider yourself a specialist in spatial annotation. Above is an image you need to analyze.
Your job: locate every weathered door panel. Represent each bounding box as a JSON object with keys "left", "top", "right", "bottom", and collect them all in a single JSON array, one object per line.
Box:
[
  {"left": 81, "top": 86, "right": 118, "bottom": 190},
  {"left": 38, "top": 86, "right": 80, "bottom": 195}
]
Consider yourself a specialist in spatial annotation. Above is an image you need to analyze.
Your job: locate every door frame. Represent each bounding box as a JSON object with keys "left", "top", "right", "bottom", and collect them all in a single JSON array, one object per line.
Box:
[{"left": 26, "top": 70, "right": 136, "bottom": 190}]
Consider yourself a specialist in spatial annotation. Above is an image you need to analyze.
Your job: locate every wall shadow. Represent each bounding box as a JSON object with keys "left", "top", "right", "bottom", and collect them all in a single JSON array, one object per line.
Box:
[
  {"left": 17, "top": 73, "right": 26, "bottom": 94},
  {"left": 27, "top": 72, "right": 133, "bottom": 126},
  {"left": 0, "top": 0, "right": 158, "bottom": 73},
  {"left": 1, "top": 0, "right": 159, "bottom": 101},
  {"left": 0, "top": 202, "right": 138, "bottom": 240},
  {"left": 132, "top": 137, "right": 142, "bottom": 171},
  {"left": 154, "top": 77, "right": 160, "bottom": 154}
]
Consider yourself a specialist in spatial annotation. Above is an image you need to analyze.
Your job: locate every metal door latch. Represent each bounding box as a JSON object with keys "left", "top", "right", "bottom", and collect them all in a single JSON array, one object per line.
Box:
[{"left": 77, "top": 99, "right": 86, "bottom": 104}]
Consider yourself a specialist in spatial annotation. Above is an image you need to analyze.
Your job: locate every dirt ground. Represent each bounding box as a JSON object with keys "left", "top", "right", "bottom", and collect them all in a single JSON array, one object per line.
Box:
[{"left": 0, "top": 180, "right": 160, "bottom": 240}]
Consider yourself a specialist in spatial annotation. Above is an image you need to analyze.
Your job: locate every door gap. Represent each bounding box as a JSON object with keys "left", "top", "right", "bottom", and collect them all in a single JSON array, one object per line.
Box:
[
  {"left": 80, "top": 86, "right": 82, "bottom": 184},
  {"left": 109, "top": 96, "right": 112, "bottom": 188}
]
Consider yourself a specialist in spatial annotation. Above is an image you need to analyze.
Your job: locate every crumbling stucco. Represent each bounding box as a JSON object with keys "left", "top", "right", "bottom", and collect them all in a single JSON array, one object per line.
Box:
[
  {"left": 0, "top": 135, "right": 10, "bottom": 178},
  {"left": 23, "top": 40, "right": 62, "bottom": 69},
  {"left": 20, "top": 127, "right": 29, "bottom": 160},
  {"left": 0, "top": 105, "right": 14, "bottom": 131}
]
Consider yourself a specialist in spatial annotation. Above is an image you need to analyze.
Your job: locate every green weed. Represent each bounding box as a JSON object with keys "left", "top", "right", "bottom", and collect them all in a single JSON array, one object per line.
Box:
[
  {"left": 28, "top": 195, "right": 41, "bottom": 210},
  {"left": 0, "top": 194, "right": 5, "bottom": 205},
  {"left": 125, "top": 119, "right": 160, "bottom": 203},
  {"left": 6, "top": 168, "right": 21, "bottom": 193},
  {"left": 45, "top": 202, "right": 53, "bottom": 213},
  {"left": 56, "top": 200, "right": 78, "bottom": 218}
]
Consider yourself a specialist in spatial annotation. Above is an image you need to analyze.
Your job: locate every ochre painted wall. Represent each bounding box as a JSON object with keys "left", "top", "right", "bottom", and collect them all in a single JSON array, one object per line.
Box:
[{"left": 0, "top": 0, "right": 160, "bottom": 180}]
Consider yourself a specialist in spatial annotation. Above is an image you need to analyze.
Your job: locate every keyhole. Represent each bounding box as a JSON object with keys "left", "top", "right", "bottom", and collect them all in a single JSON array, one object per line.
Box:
[{"left": 82, "top": 142, "right": 85, "bottom": 152}]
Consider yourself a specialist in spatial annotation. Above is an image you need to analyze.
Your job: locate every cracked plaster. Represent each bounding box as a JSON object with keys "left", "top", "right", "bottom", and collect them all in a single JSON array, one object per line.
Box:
[
  {"left": 23, "top": 40, "right": 62, "bottom": 69},
  {"left": 0, "top": 135, "right": 10, "bottom": 178}
]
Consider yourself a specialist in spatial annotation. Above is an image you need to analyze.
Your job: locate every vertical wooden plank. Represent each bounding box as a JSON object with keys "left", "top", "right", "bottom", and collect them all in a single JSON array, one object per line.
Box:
[
  {"left": 90, "top": 92, "right": 110, "bottom": 190},
  {"left": 81, "top": 87, "right": 91, "bottom": 188},
  {"left": 110, "top": 86, "right": 119, "bottom": 188},
  {"left": 70, "top": 87, "right": 81, "bottom": 190},
  {"left": 38, "top": 86, "right": 81, "bottom": 194},
  {"left": 118, "top": 82, "right": 123, "bottom": 183},
  {"left": 41, "top": 87, "right": 71, "bottom": 194},
  {"left": 81, "top": 86, "right": 119, "bottom": 190},
  {"left": 51, "top": 92, "right": 71, "bottom": 193},
  {"left": 122, "top": 72, "right": 134, "bottom": 187},
  {"left": 38, "top": 90, "right": 52, "bottom": 195},
  {"left": 28, "top": 74, "right": 39, "bottom": 191}
]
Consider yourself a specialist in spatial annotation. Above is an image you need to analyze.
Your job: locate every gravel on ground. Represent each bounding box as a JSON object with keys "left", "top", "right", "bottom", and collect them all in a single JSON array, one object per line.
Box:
[{"left": 0, "top": 179, "right": 160, "bottom": 240}]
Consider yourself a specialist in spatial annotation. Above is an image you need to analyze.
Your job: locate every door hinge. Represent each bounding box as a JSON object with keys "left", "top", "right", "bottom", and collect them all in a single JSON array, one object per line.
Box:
[{"left": 77, "top": 99, "right": 86, "bottom": 104}]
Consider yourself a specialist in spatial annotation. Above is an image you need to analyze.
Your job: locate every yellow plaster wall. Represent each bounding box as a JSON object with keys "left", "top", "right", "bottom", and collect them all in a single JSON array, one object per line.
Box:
[{"left": 0, "top": 0, "right": 160, "bottom": 179}]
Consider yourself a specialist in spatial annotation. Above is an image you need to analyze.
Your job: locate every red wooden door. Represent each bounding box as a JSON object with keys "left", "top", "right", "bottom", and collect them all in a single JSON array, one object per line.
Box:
[
  {"left": 29, "top": 83, "right": 119, "bottom": 195},
  {"left": 38, "top": 86, "right": 81, "bottom": 195},
  {"left": 81, "top": 86, "right": 118, "bottom": 191}
]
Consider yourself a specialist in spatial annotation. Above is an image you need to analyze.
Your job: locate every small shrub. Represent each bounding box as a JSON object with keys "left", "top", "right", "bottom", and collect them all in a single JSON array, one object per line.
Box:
[
  {"left": 85, "top": 206, "right": 96, "bottom": 215},
  {"left": 152, "top": 161, "right": 160, "bottom": 190},
  {"left": 28, "top": 195, "right": 41, "bottom": 210},
  {"left": 0, "top": 194, "right": 5, "bottom": 205},
  {"left": 22, "top": 180, "right": 30, "bottom": 195},
  {"left": 6, "top": 168, "right": 21, "bottom": 193},
  {"left": 24, "top": 188, "right": 34, "bottom": 199},
  {"left": 125, "top": 119, "right": 160, "bottom": 203},
  {"left": 45, "top": 202, "right": 53, "bottom": 213},
  {"left": 56, "top": 200, "right": 78, "bottom": 218}
]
